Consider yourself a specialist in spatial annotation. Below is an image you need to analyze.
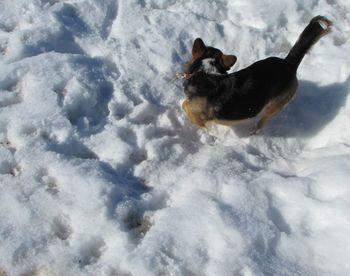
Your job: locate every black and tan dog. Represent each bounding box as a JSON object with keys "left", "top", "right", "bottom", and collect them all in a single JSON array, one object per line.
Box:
[{"left": 182, "top": 16, "right": 332, "bottom": 134}]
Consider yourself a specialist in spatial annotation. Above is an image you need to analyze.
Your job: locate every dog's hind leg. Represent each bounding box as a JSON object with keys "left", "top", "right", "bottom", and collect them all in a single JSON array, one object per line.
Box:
[
  {"left": 251, "top": 102, "right": 284, "bottom": 134},
  {"left": 251, "top": 80, "right": 298, "bottom": 134}
]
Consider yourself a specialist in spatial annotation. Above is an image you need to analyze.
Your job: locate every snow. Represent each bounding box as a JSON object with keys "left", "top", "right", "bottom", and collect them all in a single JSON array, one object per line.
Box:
[{"left": 0, "top": 0, "right": 350, "bottom": 275}]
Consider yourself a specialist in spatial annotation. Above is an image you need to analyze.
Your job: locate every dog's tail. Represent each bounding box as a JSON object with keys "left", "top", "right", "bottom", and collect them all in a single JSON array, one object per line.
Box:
[{"left": 285, "top": 15, "right": 332, "bottom": 70}]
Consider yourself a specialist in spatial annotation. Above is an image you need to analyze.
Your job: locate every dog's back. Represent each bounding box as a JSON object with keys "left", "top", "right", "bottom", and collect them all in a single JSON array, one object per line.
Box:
[{"left": 216, "top": 57, "right": 296, "bottom": 120}]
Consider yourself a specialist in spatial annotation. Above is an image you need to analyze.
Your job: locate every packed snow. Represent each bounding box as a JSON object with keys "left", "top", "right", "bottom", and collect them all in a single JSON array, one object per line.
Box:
[{"left": 0, "top": 0, "right": 350, "bottom": 275}]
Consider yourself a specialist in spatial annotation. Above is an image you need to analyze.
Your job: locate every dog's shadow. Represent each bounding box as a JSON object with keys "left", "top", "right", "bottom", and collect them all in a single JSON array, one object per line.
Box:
[{"left": 233, "top": 77, "right": 350, "bottom": 138}]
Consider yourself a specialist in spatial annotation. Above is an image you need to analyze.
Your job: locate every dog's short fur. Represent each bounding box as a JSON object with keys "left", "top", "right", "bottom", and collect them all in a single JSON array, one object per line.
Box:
[{"left": 182, "top": 16, "right": 332, "bottom": 133}]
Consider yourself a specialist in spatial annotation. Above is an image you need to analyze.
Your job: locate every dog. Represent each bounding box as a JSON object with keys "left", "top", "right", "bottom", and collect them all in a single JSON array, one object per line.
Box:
[{"left": 182, "top": 16, "right": 332, "bottom": 134}]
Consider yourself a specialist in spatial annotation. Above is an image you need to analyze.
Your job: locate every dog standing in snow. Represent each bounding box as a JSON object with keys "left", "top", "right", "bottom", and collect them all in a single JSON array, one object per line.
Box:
[{"left": 182, "top": 16, "right": 332, "bottom": 134}]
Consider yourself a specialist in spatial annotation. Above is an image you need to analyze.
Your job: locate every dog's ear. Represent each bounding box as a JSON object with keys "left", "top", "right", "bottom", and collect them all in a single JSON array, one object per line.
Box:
[
  {"left": 221, "top": 54, "right": 237, "bottom": 69},
  {"left": 192, "top": 38, "right": 206, "bottom": 59}
]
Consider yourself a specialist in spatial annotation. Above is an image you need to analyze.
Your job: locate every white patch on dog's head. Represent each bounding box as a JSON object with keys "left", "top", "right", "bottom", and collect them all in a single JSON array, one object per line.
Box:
[{"left": 201, "top": 58, "right": 223, "bottom": 75}]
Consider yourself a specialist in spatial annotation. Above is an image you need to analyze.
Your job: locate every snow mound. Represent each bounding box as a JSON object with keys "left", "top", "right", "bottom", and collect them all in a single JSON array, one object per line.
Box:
[{"left": 0, "top": 0, "right": 350, "bottom": 275}]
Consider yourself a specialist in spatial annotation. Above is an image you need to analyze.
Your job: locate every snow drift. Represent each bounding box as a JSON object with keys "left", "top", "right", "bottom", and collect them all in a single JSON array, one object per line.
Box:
[{"left": 0, "top": 0, "right": 350, "bottom": 275}]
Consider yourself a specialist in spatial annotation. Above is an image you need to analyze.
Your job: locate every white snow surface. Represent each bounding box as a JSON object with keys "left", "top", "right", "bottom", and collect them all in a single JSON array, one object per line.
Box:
[{"left": 0, "top": 0, "right": 350, "bottom": 275}]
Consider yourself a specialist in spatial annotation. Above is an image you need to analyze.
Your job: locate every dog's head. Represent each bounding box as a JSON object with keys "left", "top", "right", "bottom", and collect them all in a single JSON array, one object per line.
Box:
[{"left": 184, "top": 38, "right": 237, "bottom": 79}]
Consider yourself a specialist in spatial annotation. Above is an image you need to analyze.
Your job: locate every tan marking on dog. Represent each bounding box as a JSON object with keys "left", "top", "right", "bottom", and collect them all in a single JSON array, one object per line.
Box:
[
  {"left": 182, "top": 98, "right": 212, "bottom": 128},
  {"left": 221, "top": 54, "right": 237, "bottom": 68},
  {"left": 253, "top": 78, "right": 298, "bottom": 132}
]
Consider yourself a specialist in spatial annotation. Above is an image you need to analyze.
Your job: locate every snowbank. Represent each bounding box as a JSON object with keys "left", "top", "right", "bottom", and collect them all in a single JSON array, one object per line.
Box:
[{"left": 0, "top": 0, "right": 349, "bottom": 275}]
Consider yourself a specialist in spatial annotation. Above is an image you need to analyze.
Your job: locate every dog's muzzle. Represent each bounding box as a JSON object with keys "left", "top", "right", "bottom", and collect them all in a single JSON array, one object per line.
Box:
[
  {"left": 183, "top": 73, "right": 194, "bottom": 80},
  {"left": 182, "top": 72, "right": 195, "bottom": 88}
]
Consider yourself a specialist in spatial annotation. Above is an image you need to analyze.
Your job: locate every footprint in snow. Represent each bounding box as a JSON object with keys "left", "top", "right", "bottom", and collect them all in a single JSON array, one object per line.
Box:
[
  {"left": 0, "top": 38, "right": 8, "bottom": 56},
  {"left": 0, "top": 78, "right": 23, "bottom": 108},
  {"left": 116, "top": 192, "right": 168, "bottom": 244},
  {"left": 265, "top": 192, "right": 291, "bottom": 235},
  {"left": 101, "top": 0, "right": 119, "bottom": 39},
  {"left": 44, "top": 177, "right": 59, "bottom": 195},
  {"left": 78, "top": 237, "right": 106, "bottom": 267},
  {"left": 0, "top": 147, "right": 20, "bottom": 176},
  {"left": 52, "top": 216, "right": 73, "bottom": 241},
  {"left": 38, "top": 169, "right": 59, "bottom": 195}
]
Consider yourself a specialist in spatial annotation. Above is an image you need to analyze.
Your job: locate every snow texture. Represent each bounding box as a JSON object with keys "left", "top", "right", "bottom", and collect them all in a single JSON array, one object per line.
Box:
[{"left": 0, "top": 0, "right": 350, "bottom": 275}]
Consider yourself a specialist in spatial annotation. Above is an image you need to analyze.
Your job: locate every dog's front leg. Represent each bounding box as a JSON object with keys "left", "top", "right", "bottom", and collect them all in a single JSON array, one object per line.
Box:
[{"left": 182, "top": 100, "right": 207, "bottom": 128}]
